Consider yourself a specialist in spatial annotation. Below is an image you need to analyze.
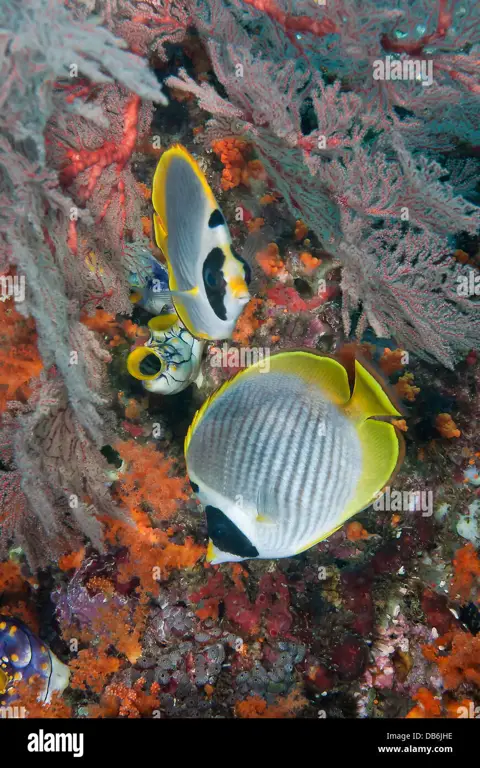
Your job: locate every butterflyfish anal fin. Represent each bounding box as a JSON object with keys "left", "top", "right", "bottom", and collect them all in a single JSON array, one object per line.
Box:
[{"left": 340, "top": 418, "right": 402, "bottom": 523}]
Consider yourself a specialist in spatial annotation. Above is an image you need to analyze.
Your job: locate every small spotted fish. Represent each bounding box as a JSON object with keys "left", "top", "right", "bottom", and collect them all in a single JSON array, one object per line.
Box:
[
  {"left": 185, "top": 350, "right": 404, "bottom": 564},
  {"left": 127, "top": 313, "right": 204, "bottom": 394},
  {"left": 0, "top": 616, "right": 70, "bottom": 704},
  {"left": 151, "top": 144, "right": 251, "bottom": 340}
]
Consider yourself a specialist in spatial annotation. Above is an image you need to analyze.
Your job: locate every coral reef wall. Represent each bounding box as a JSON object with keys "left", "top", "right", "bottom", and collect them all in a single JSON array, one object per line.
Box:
[{"left": 0, "top": 0, "right": 479, "bottom": 721}]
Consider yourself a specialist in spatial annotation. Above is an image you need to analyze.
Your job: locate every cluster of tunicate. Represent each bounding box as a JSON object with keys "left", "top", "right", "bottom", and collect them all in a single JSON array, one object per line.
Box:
[
  {"left": 191, "top": 643, "right": 225, "bottom": 686},
  {"left": 235, "top": 642, "right": 305, "bottom": 700},
  {"left": 150, "top": 603, "right": 196, "bottom": 644}
]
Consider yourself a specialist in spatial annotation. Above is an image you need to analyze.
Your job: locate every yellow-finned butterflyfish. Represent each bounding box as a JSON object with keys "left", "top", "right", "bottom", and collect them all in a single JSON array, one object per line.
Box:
[
  {"left": 184, "top": 350, "right": 405, "bottom": 564},
  {"left": 151, "top": 144, "right": 251, "bottom": 340}
]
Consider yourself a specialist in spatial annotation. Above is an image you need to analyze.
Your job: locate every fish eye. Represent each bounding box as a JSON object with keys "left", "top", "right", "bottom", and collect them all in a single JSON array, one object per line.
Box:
[
  {"left": 204, "top": 267, "right": 219, "bottom": 289},
  {"left": 139, "top": 353, "right": 162, "bottom": 376}
]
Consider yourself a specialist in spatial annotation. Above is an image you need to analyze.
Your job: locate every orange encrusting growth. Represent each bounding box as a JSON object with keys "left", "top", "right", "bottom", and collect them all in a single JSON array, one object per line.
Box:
[
  {"left": 0, "top": 299, "right": 43, "bottom": 412},
  {"left": 232, "top": 298, "right": 265, "bottom": 346},
  {"left": 58, "top": 548, "right": 86, "bottom": 571},
  {"left": 379, "top": 348, "right": 406, "bottom": 376},
  {"left": 114, "top": 441, "right": 188, "bottom": 520},
  {"left": 345, "top": 521, "right": 370, "bottom": 541},
  {"left": 247, "top": 217, "right": 265, "bottom": 233},
  {"left": 300, "top": 251, "right": 321, "bottom": 273},
  {"left": 104, "top": 507, "right": 204, "bottom": 595},
  {"left": 235, "top": 688, "right": 307, "bottom": 718},
  {"left": 13, "top": 678, "right": 72, "bottom": 718},
  {"left": 449, "top": 543, "right": 480, "bottom": 601},
  {"left": 70, "top": 649, "right": 121, "bottom": 694},
  {"left": 294, "top": 219, "right": 308, "bottom": 241},
  {"left": 405, "top": 687, "right": 442, "bottom": 718},
  {"left": 423, "top": 631, "right": 480, "bottom": 690},
  {"left": 90, "top": 678, "right": 161, "bottom": 718},
  {"left": 395, "top": 372, "right": 420, "bottom": 402},
  {"left": 81, "top": 308, "right": 121, "bottom": 338},
  {"left": 255, "top": 242, "right": 288, "bottom": 279},
  {"left": 211, "top": 138, "right": 266, "bottom": 190},
  {"left": 435, "top": 413, "right": 461, "bottom": 439}
]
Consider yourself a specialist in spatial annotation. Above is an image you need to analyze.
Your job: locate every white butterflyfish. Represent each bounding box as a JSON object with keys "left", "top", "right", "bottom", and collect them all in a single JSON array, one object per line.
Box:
[
  {"left": 185, "top": 350, "right": 405, "bottom": 564},
  {"left": 151, "top": 144, "right": 251, "bottom": 340}
]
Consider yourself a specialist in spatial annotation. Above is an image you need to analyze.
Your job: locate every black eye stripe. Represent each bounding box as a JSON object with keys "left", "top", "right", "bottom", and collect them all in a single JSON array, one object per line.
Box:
[
  {"left": 202, "top": 247, "right": 227, "bottom": 320},
  {"left": 205, "top": 505, "right": 259, "bottom": 558},
  {"left": 232, "top": 248, "right": 252, "bottom": 285},
  {"left": 208, "top": 209, "right": 225, "bottom": 228}
]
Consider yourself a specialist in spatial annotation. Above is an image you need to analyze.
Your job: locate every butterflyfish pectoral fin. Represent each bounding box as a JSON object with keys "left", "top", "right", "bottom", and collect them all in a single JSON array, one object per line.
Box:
[{"left": 152, "top": 212, "right": 168, "bottom": 256}]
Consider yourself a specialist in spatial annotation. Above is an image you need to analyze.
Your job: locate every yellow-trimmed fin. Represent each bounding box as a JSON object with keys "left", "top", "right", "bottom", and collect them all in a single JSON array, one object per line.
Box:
[
  {"left": 267, "top": 351, "right": 351, "bottom": 406},
  {"left": 152, "top": 144, "right": 217, "bottom": 229},
  {"left": 148, "top": 314, "right": 178, "bottom": 333},
  {"left": 127, "top": 346, "right": 164, "bottom": 381},
  {"left": 184, "top": 374, "right": 237, "bottom": 455},
  {"left": 340, "top": 419, "right": 402, "bottom": 523},
  {"left": 130, "top": 291, "right": 142, "bottom": 304},
  {"left": 345, "top": 359, "right": 402, "bottom": 425},
  {"left": 170, "top": 291, "right": 210, "bottom": 341}
]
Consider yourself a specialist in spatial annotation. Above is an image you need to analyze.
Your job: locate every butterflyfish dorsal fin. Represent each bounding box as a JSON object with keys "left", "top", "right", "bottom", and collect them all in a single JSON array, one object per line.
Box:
[
  {"left": 345, "top": 359, "right": 402, "bottom": 424},
  {"left": 264, "top": 351, "right": 351, "bottom": 406}
]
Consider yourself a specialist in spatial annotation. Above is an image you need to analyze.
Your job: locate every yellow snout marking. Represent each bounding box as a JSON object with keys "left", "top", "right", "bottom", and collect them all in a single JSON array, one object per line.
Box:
[
  {"left": 229, "top": 275, "right": 248, "bottom": 299},
  {"left": 206, "top": 540, "right": 215, "bottom": 563}
]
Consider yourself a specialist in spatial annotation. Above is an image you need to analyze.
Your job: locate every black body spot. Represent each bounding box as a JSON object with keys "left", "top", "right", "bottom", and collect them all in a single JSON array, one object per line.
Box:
[
  {"left": 206, "top": 505, "right": 259, "bottom": 558},
  {"left": 208, "top": 209, "right": 225, "bottom": 228},
  {"left": 232, "top": 248, "right": 252, "bottom": 285},
  {"left": 189, "top": 479, "right": 199, "bottom": 493},
  {"left": 139, "top": 353, "right": 162, "bottom": 376},
  {"left": 202, "top": 248, "right": 227, "bottom": 320}
]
